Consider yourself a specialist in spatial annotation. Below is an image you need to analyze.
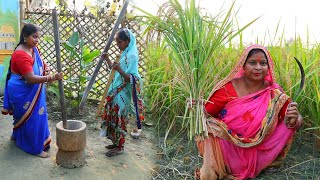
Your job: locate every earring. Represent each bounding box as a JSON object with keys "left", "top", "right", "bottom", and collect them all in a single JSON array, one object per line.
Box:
[{"left": 24, "top": 38, "right": 26, "bottom": 42}]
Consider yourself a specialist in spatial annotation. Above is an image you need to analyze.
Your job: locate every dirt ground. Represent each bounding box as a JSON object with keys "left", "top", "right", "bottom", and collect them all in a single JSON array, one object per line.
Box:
[
  {"left": 1, "top": 97, "right": 320, "bottom": 180},
  {"left": 0, "top": 112, "right": 156, "bottom": 180}
]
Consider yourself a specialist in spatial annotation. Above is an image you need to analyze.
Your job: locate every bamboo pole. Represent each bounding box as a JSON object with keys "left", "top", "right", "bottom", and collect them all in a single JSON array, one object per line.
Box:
[
  {"left": 52, "top": 8, "right": 67, "bottom": 129},
  {"left": 96, "top": 55, "right": 121, "bottom": 118},
  {"left": 79, "top": 0, "right": 130, "bottom": 110},
  {"left": 19, "top": 0, "right": 25, "bottom": 31}
]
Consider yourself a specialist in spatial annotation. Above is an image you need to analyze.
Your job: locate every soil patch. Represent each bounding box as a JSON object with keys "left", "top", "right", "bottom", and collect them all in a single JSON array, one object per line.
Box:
[{"left": 0, "top": 106, "right": 156, "bottom": 179}]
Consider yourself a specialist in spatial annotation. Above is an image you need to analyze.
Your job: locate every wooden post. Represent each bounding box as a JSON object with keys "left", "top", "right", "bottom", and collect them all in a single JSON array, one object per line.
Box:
[
  {"left": 52, "top": 8, "right": 68, "bottom": 129},
  {"left": 79, "top": 0, "right": 130, "bottom": 110},
  {"left": 19, "top": 0, "right": 25, "bottom": 31}
]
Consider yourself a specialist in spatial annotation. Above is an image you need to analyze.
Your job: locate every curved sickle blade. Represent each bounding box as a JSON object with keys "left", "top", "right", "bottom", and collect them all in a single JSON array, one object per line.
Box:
[
  {"left": 79, "top": 0, "right": 130, "bottom": 109},
  {"left": 294, "top": 57, "right": 305, "bottom": 98}
]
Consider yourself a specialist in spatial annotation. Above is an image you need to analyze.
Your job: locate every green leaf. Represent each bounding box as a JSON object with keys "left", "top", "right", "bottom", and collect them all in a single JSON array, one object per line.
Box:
[
  {"left": 21, "top": 19, "right": 34, "bottom": 24},
  {"left": 69, "top": 32, "right": 79, "bottom": 47},
  {"left": 43, "top": 36, "right": 54, "bottom": 42},
  {"left": 47, "top": 86, "right": 59, "bottom": 96},
  {"left": 71, "top": 100, "right": 79, "bottom": 108},
  {"left": 82, "top": 46, "right": 90, "bottom": 56},
  {"left": 64, "top": 79, "right": 78, "bottom": 84},
  {"left": 80, "top": 75, "right": 87, "bottom": 83},
  {"left": 85, "top": 75, "right": 92, "bottom": 81},
  {"left": 83, "top": 50, "right": 100, "bottom": 63},
  {"left": 80, "top": 39, "right": 85, "bottom": 49},
  {"left": 62, "top": 42, "right": 74, "bottom": 50}
]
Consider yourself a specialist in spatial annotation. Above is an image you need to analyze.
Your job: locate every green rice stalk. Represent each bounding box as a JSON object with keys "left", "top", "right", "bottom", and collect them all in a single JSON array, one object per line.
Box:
[{"left": 136, "top": 0, "right": 257, "bottom": 140}]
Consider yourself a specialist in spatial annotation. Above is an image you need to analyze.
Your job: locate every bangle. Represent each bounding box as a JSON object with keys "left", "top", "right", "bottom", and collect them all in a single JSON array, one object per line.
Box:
[
  {"left": 51, "top": 75, "right": 55, "bottom": 81},
  {"left": 46, "top": 75, "right": 49, "bottom": 82}
]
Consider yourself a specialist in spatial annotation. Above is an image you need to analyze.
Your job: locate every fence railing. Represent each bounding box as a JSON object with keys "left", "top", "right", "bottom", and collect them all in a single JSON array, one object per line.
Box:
[{"left": 25, "top": 7, "right": 147, "bottom": 101}]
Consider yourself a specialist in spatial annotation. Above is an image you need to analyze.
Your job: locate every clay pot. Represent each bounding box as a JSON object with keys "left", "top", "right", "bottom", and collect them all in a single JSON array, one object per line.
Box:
[{"left": 56, "top": 120, "right": 87, "bottom": 168}]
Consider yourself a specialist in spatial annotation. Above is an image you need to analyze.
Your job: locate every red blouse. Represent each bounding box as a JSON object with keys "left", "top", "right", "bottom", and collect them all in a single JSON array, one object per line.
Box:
[
  {"left": 10, "top": 50, "right": 34, "bottom": 75},
  {"left": 205, "top": 81, "right": 289, "bottom": 120}
]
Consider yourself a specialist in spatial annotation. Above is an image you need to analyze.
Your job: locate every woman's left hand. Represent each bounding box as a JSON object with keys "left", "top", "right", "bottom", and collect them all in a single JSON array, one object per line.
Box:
[{"left": 284, "top": 102, "right": 303, "bottom": 129}]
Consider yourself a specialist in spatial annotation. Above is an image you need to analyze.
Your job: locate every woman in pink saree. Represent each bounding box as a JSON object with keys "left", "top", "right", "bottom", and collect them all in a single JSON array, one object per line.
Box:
[{"left": 196, "top": 44, "right": 303, "bottom": 180}]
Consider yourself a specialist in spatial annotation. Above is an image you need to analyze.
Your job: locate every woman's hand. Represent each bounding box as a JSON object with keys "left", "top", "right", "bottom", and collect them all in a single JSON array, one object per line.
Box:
[
  {"left": 101, "top": 52, "right": 108, "bottom": 60},
  {"left": 54, "top": 72, "right": 63, "bottom": 81},
  {"left": 284, "top": 102, "right": 303, "bottom": 130},
  {"left": 111, "top": 61, "right": 121, "bottom": 71},
  {"left": 101, "top": 53, "right": 112, "bottom": 69},
  {"left": 186, "top": 98, "right": 204, "bottom": 110},
  {"left": 187, "top": 98, "right": 196, "bottom": 109}
]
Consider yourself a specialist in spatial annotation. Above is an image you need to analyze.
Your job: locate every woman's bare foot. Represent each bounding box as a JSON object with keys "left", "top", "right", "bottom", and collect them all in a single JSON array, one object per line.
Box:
[
  {"left": 130, "top": 128, "right": 142, "bottom": 139},
  {"left": 37, "top": 151, "right": 50, "bottom": 158}
]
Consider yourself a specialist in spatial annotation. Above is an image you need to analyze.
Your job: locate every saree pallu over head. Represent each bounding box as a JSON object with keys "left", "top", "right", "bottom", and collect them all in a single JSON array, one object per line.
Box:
[
  {"left": 199, "top": 44, "right": 295, "bottom": 179},
  {"left": 108, "top": 28, "right": 141, "bottom": 94},
  {"left": 206, "top": 44, "right": 290, "bottom": 147},
  {"left": 2, "top": 47, "right": 51, "bottom": 155}
]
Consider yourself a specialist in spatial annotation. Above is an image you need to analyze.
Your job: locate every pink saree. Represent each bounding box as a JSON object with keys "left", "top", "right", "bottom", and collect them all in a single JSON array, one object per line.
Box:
[{"left": 197, "top": 44, "right": 295, "bottom": 180}]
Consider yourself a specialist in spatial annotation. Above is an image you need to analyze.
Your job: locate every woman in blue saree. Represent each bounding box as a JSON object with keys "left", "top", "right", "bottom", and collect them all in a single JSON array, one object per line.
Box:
[
  {"left": 101, "top": 28, "right": 144, "bottom": 157},
  {"left": 1, "top": 24, "right": 63, "bottom": 158}
]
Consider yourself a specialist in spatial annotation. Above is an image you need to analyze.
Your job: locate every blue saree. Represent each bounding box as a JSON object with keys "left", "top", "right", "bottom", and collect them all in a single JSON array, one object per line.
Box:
[{"left": 2, "top": 47, "right": 51, "bottom": 155}]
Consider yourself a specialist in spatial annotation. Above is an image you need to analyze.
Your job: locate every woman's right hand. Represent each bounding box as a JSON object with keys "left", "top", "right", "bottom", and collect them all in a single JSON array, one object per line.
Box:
[
  {"left": 284, "top": 102, "right": 303, "bottom": 129},
  {"left": 54, "top": 72, "right": 63, "bottom": 81},
  {"left": 101, "top": 53, "right": 109, "bottom": 61},
  {"left": 101, "top": 53, "right": 112, "bottom": 69}
]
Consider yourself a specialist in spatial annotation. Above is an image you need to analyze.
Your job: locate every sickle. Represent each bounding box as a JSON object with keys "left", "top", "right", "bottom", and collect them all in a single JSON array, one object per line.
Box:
[{"left": 294, "top": 57, "right": 305, "bottom": 98}]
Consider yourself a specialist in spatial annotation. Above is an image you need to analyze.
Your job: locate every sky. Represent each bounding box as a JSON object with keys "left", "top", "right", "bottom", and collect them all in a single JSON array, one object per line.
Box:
[{"left": 67, "top": 0, "right": 320, "bottom": 45}]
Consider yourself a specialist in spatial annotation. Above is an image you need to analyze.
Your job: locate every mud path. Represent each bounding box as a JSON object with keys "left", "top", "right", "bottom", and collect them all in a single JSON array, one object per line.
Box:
[{"left": 0, "top": 114, "right": 155, "bottom": 180}]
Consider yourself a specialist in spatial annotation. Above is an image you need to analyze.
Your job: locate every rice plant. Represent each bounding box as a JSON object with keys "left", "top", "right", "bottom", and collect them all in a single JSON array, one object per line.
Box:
[{"left": 137, "top": 0, "right": 258, "bottom": 141}]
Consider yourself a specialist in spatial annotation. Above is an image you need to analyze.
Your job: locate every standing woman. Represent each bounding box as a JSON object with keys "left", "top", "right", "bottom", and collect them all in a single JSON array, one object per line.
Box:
[
  {"left": 101, "top": 28, "right": 144, "bottom": 157},
  {"left": 1, "top": 24, "right": 63, "bottom": 158}
]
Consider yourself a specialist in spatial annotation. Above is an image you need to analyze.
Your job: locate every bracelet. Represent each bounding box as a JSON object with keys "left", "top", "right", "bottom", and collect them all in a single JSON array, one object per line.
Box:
[
  {"left": 51, "top": 75, "right": 55, "bottom": 81},
  {"left": 46, "top": 75, "right": 49, "bottom": 82}
]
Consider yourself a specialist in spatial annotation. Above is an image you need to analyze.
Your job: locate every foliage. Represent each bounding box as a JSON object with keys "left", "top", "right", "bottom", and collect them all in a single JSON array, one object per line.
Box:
[
  {"left": 59, "top": 31, "right": 100, "bottom": 109},
  {"left": 137, "top": 0, "right": 258, "bottom": 141}
]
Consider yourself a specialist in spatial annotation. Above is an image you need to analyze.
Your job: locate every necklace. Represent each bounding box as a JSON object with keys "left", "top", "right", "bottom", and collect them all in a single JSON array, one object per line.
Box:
[{"left": 243, "top": 76, "right": 265, "bottom": 94}]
